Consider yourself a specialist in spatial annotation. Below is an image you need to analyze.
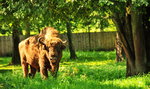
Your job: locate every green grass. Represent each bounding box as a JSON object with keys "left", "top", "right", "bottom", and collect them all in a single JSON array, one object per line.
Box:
[{"left": 0, "top": 51, "right": 150, "bottom": 89}]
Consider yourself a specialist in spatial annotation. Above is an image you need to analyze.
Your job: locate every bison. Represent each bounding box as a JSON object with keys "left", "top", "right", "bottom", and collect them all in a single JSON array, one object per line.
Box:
[{"left": 19, "top": 27, "right": 66, "bottom": 79}]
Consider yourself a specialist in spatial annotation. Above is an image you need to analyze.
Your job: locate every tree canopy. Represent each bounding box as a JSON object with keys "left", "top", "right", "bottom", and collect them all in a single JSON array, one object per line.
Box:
[{"left": 0, "top": 0, "right": 116, "bottom": 34}]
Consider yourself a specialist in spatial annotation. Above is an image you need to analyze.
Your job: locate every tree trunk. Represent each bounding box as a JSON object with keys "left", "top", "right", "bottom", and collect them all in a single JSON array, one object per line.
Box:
[
  {"left": 11, "top": 25, "right": 20, "bottom": 65},
  {"left": 25, "top": 20, "right": 30, "bottom": 38},
  {"left": 113, "top": 15, "right": 136, "bottom": 76},
  {"left": 66, "top": 22, "right": 77, "bottom": 59},
  {"left": 112, "top": 1, "right": 150, "bottom": 76},
  {"left": 131, "top": 8, "right": 147, "bottom": 74},
  {"left": 143, "top": 6, "right": 150, "bottom": 72},
  {"left": 112, "top": 0, "right": 136, "bottom": 76},
  {"left": 145, "top": 31, "right": 150, "bottom": 72},
  {"left": 115, "top": 32, "right": 124, "bottom": 62},
  {"left": 25, "top": 29, "right": 30, "bottom": 38},
  {"left": 124, "top": 4, "right": 136, "bottom": 76}
]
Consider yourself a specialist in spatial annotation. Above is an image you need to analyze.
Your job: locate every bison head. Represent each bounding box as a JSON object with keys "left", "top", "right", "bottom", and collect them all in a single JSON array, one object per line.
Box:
[{"left": 38, "top": 37, "right": 66, "bottom": 76}]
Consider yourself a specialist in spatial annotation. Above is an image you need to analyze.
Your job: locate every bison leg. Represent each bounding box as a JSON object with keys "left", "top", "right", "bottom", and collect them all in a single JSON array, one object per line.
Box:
[
  {"left": 22, "top": 63, "right": 28, "bottom": 77},
  {"left": 40, "top": 67, "right": 48, "bottom": 79},
  {"left": 39, "top": 62, "right": 48, "bottom": 79},
  {"left": 39, "top": 53, "right": 48, "bottom": 79},
  {"left": 50, "top": 64, "right": 59, "bottom": 78},
  {"left": 29, "top": 66, "right": 36, "bottom": 78}
]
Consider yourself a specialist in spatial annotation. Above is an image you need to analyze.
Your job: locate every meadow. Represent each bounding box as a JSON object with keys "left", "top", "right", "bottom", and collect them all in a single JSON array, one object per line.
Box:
[{"left": 0, "top": 51, "right": 149, "bottom": 89}]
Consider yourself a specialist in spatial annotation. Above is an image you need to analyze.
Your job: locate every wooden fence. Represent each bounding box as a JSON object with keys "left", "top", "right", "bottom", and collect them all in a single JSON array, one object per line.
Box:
[{"left": 0, "top": 32, "right": 116, "bottom": 56}]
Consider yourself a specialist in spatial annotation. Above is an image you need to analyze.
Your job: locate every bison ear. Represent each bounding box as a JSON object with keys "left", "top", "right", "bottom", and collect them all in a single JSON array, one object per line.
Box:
[
  {"left": 38, "top": 37, "right": 45, "bottom": 45},
  {"left": 38, "top": 37, "right": 47, "bottom": 50}
]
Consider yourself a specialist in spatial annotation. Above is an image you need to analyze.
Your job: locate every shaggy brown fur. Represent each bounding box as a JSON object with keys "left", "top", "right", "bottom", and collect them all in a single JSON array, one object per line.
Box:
[{"left": 19, "top": 27, "right": 66, "bottom": 79}]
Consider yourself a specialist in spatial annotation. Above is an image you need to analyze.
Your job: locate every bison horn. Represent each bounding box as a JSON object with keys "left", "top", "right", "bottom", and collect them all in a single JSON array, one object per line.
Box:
[
  {"left": 38, "top": 37, "right": 45, "bottom": 45},
  {"left": 62, "top": 40, "right": 67, "bottom": 44}
]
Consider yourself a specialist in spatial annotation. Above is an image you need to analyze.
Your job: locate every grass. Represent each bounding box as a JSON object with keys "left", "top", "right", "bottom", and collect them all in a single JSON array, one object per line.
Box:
[{"left": 0, "top": 51, "right": 150, "bottom": 89}]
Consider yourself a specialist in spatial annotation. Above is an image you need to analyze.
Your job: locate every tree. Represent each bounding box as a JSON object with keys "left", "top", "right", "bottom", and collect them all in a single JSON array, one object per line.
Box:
[
  {"left": 0, "top": 0, "right": 43, "bottom": 64},
  {"left": 66, "top": 20, "right": 77, "bottom": 59},
  {"left": 45, "top": 0, "right": 78, "bottom": 59},
  {"left": 11, "top": 22, "right": 20, "bottom": 65},
  {"left": 115, "top": 32, "right": 124, "bottom": 62},
  {"left": 109, "top": 0, "right": 150, "bottom": 76},
  {"left": 81, "top": 0, "right": 150, "bottom": 76},
  {"left": 0, "top": 0, "right": 23, "bottom": 64}
]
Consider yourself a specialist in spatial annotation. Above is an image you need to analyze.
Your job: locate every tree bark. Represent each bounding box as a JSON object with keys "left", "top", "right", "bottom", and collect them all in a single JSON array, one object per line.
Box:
[
  {"left": 11, "top": 25, "right": 20, "bottom": 65},
  {"left": 124, "top": 5, "right": 136, "bottom": 76},
  {"left": 112, "top": 1, "right": 150, "bottom": 76},
  {"left": 25, "top": 19, "right": 30, "bottom": 38},
  {"left": 113, "top": 14, "right": 136, "bottom": 76},
  {"left": 112, "top": 1, "right": 137, "bottom": 76},
  {"left": 143, "top": 6, "right": 150, "bottom": 72},
  {"left": 115, "top": 32, "right": 124, "bottom": 62},
  {"left": 132, "top": 8, "right": 147, "bottom": 74},
  {"left": 145, "top": 31, "right": 150, "bottom": 72},
  {"left": 66, "top": 21, "right": 77, "bottom": 59},
  {"left": 25, "top": 30, "right": 30, "bottom": 38},
  {"left": 25, "top": 23, "right": 30, "bottom": 38}
]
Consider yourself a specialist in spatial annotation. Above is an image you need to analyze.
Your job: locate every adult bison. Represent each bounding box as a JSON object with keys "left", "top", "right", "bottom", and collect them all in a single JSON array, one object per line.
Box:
[{"left": 19, "top": 27, "right": 66, "bottom": 79}]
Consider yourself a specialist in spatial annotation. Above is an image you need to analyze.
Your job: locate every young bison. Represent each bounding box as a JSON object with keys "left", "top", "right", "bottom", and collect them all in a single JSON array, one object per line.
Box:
[{"left": 19, "top": 27, "right": 66, "bottom": 79}]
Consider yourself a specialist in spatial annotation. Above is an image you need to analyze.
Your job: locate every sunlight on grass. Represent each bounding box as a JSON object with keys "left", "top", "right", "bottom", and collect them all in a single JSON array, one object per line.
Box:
[
  {"left": 0, "top": 51, "right": 149, "bottom": 89},
  {"left": 103, "top": 74, "right": 150, "bottom": 89},
  {"left": 61, "top": 60, "right": 115, "bottom": 67},
  {"left": 0, "top": 65, "right": 21, "bottom": 70},
  {"left": 78, "top": 60, "right": 115, "bottom": 65},
  {"left": 0, "top": 57, "right": 21, "bottom": 70}
]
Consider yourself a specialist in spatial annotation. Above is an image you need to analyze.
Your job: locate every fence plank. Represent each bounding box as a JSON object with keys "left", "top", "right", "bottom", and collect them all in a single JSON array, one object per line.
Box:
[{"left": 0, "top": 32, "right": 116, "bottom": 56}]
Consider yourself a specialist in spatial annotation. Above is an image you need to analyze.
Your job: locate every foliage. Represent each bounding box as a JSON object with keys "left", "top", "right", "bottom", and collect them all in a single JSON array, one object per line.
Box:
[
  {"left": 0, "top": 0, "right": 118, "bottom": 35},
  {"left": 0, "top": 51, "right": 149, "bottom": 89},
  {"left": 0, "top": 0, "right": 44, "bottom": 33},
  {"left": 0, "top": 0, "right": 149, "bottom": 34}
]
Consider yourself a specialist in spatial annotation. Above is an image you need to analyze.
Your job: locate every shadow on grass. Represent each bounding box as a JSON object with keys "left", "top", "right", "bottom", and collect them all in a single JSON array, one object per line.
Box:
[
  {"left": 61, "top": 57, "right": 115, "bottom": 63},
  {"left": 60, "top": 63, "right": 126, "bottom": 82},
  {"left": 0, "top": 64, "right": 10, "bottom": 67},
  {"left": 0, "top": 69, "right": 12, "bottom": 73},
  {"left": 62, "top": 51, "right": 116, "bottom": 63},
  {"left": 0, "top": 59, "right": 6, "bottom": 64}
]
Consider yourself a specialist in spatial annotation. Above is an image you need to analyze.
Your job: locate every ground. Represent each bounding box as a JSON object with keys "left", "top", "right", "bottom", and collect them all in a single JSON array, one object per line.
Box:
[{"left": 0, "top": 51, "right": 150, "bottom": 89}]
